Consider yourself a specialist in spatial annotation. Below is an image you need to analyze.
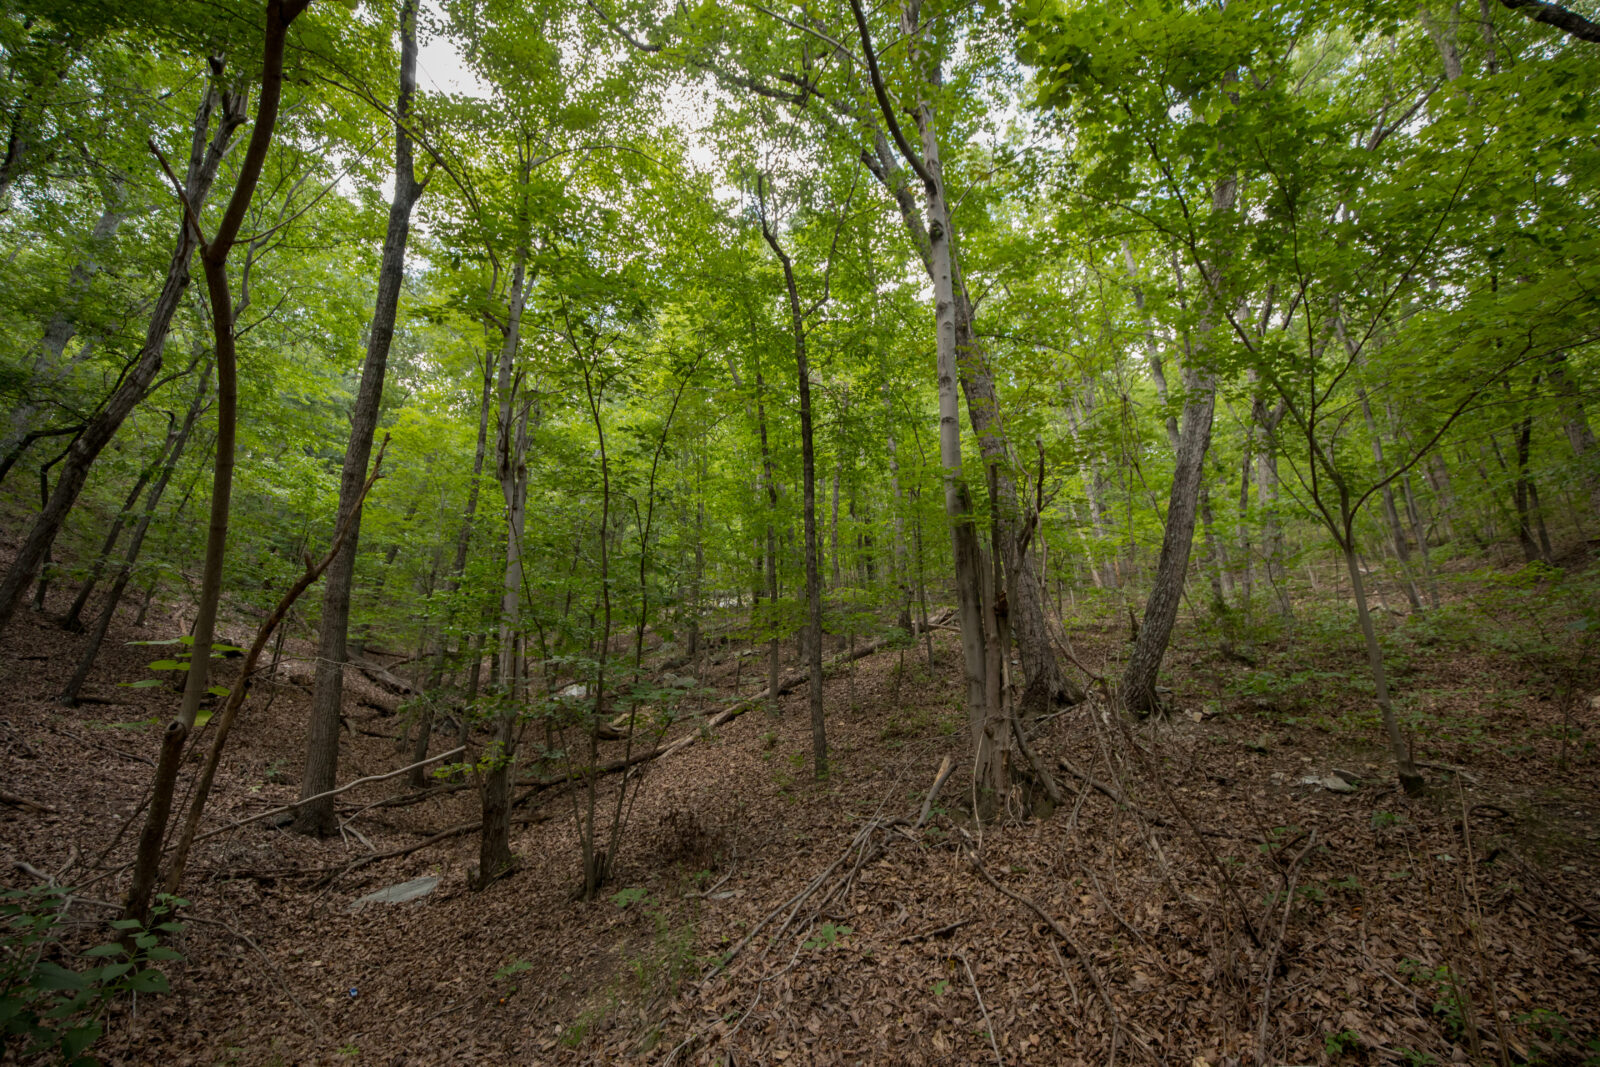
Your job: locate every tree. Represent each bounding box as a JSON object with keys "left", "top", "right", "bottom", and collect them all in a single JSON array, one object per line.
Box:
[
  {"left": 294, "top": 0, "right": 425, "bottom": 837},
  {"left": 125, "top": 0, "right": 315, "bottom": 923}
]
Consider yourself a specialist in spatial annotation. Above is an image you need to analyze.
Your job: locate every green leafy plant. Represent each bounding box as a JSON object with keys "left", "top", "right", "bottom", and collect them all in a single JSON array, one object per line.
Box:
[
  {"left": 1399, "top": 959, "right": 1469, "bottom": 1039},
  {"left": 612, "top": 887, "right": 648, "bottom": 910},
  {"left": 493, "top": 958, "right": 533, "bottom": 1003},
  {"left": 1324, "top": 1028, "right": 1360, "bottom": 1057},
  {"left": 120, "top": 634, "right": 240, "bottom": 698},
  {"left": 802, "top": 922, "right": 852, "bottom": 950},
  {"left": 1, "top": 886, "right": 185, "bottom": 1065}
]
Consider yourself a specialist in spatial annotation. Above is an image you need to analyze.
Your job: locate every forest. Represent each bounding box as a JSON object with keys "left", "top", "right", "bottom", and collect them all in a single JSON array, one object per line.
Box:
[{"left": 1, "top": 0, "right": 1598, "bottom": 1061}]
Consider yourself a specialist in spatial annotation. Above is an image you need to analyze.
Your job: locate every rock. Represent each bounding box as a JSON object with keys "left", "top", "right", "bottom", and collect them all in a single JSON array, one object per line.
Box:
[
  {"left": 1299, "top": 773, "right": 1356, "bottom": 793},
  {"left": 558, "top": 683, "right": 589, "bottom": 701},
  {"left": 1329, "top": 768, "right": 1360, "bottom": 784},
  {"left": 349, "top": 875, "right": 440, "bottom": 911},
  {"left": 661, "top": 674, "right": 697, "bottom": 690}
]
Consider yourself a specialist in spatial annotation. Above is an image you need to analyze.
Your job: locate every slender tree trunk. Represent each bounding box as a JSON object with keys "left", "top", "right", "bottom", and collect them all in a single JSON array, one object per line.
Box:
[
  {"left": 60, "top": 358, "right": 210, "bottom": 705},
  {"left": 1065, "top": 384, "right": 1116, "bottom": 589},
  {"left": 1548, "top": 352, "right": 1599, "bottom": 528},
  {"left": 1341, "top": 539, "right": 1424, "bottom": 795},
  {"left": 61, "top": 347, "right": 202, "bottom": 631},
  {"left": 860, "top": 54, "right": 1067, "bottom": 709},
  {"left": 478, "top": 244, "right": 529, "bottom": 888},
  {"left": 885, "top": 392, "right": 912, "bottom": 631},
  {"left": 1255, "top": 437, "right": 1293, "bottom": 618},
  {"left": 760, "top": 204, "right": 826, "bottom": 778},
  {"left": 410, "top": 354, "right": 492, "bottom": 787},
  {"left": 1198, "top": 480, "right": 1229, "bottom": 609},
  {"left": 1343, "top": 323, "right": 1424, "bottom": 610},
  {"left": 755, "top": 374, "right": 781, "bottom": 703},
  {"left": 903, "top": 1, "right": 996, "bottom": 806},
  {"left": 124, "top": 3, "right": 310, "bottom": 924},
  {"left": 1122, "top": 366, "right": 1217, "bottom": 712},
  {"left": 1120, "top": 212, "right": 1232, "bottom": 714},
  {"left": 0, "top": 73, "right": 245, "bottom": 639},
  {"left": 830, "top": 466, "right": 841, "bottom": 588},
  {"left": 1510, "top": 414, "right": 1544, "bottom": 564},
  {"left": 295, "top": 0, "right": 422, "bottom": 834},
  {"left": 61, "top": 463, "right": 150, "bottom": 631},
  {"left": 1426, "top": 452, "right": 1458, "bottom": 543},
  {"left": 686, "top": 449, "right": 706, "bottom": 661}
]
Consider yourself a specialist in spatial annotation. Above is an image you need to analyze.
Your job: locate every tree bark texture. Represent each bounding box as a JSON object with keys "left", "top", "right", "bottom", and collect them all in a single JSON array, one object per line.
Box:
[
  {"left": 296, "top": 0, "right": 423, "bottom": 834},
  {"left": 760, "top": 206, "right": 827, "bottom": 778},
  {"left": 124, "top": 2, "right": 311, "bottom": 923}
]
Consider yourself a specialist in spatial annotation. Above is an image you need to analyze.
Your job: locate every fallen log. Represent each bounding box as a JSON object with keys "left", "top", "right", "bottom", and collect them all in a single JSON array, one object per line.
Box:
[{"left": 350, "top": 658, "right": 414, "bottom": 695}]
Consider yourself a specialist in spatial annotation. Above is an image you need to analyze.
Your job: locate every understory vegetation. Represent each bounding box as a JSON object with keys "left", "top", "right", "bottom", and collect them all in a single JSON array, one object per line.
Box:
[{"left": 2, "top": 0, "right": 1598, "bottom": 1062}]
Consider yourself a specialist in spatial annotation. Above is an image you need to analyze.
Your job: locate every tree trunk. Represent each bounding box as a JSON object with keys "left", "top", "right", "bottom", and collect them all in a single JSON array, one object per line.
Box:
[
  {"left": 859, "top": 52, "right": 1069, "bottom": 709},
  {"left": 1547, "top": 352, "right": 1599, "bottom": 528},
  {"left": 60, "top": 430, "right": 164, "bottom": 632},
  {"left": 124, "top": 3, "right": 310, "bottom": 924},
  {"left": 1122, "top": 366, "right": 1217, "bottom": 712},
  {"left": 0, "top": 72, "right": 246, "bottom": 639},
  {"left": 885, "top": 392, "right": 912, "bottom": 631},
  {"left": 479, "top": 244, "right": 529, "bottom": 889},
  {"left": 60, "top": 357, "right": 210, "bottom": 706},
  {"left": 1342, "top": 320, "right": 1424, "bottom": 610},
  {"left": 1510, "top": 411, "right": 1545, "bottom": 564},
  {"left": 411, "top": 351, "right": 491, "bottom": 787},
  {"left": 1341, "top": 541, "right": 1425, "bottom": 795},
  {"left": 1254, "top": 427, "right": 1293, "bottom": 619},
  {"left": 760, "top": 202, "right": 827, "bottom": 778},
  {"left": 296, "top": 0, "right": 422, "bottom": 834}
]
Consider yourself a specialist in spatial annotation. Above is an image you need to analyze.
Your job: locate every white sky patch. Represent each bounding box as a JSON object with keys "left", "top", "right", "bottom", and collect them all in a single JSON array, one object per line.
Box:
[{"left": 417, "top": 0, "right": 488, "bottom": 98}]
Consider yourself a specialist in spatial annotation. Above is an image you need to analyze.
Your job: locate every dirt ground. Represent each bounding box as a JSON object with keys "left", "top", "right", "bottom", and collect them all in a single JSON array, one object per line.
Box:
[{"left": 3, "top": 552, "right": 1599, "bottom": 1066}]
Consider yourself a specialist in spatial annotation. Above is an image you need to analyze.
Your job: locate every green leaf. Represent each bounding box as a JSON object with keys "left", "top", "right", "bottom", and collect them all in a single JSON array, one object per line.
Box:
[
  {"left": 31, "top": 962, "right": 87, "bottom": 991},
  {"left": 127, "top": 969, "right": 169, "bottom": 994},
  {"left": 82, "top": 943, "right": 124, "bottom": 958},
  {"left": 145, "top": 660, "right": 187, "bottom": 671},
  {"left": 206, "top": 685, "right": 230, "bottom": 698},
  {"left": 61, "top": 1022, "right": 101, "bottom": 1059},
  {"left": 117, "top": 679, "right": 163, "bottom": 688}
]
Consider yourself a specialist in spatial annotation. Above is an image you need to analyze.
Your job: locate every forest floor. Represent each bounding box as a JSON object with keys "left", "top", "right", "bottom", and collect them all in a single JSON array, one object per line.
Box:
[{"left": 3, "top": 551, "right": 1600, "bottom": 1066}]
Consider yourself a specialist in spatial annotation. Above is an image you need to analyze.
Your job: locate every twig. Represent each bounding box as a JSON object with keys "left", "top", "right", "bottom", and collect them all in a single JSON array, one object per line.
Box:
[
  {"left": 1255, "top": 830, "right": 1316, "bottom": 1065},
  {"left": 899, "top": 918, "right": 974, "bottom": 944},
  {"left": 958, "top": 951, "right": 1004, "bottom": 1067},
  {"left": 964, "top": 842, "right": 1133, "bottom": 1060},
  {"left": 55, "top": 728, "right": 156, "bottom": 767},
  {"left": 917, "top": 754, "right": 955, "bottom": 829},
  {"left": 192, "top": 745, "right": 464, "bottom": 845},
  {"left": 1, "top": 790, "right": 58, "bottom": 814},
  {"left": 424, "top": 1001, "right": 466, "bottom": 1023}
]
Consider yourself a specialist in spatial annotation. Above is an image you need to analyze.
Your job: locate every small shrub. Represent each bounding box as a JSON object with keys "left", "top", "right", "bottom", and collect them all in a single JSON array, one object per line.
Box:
[{"left": 1, "top": 886, "right": 185, "bottom": 1066}]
